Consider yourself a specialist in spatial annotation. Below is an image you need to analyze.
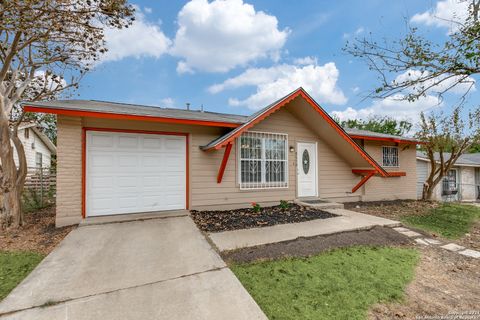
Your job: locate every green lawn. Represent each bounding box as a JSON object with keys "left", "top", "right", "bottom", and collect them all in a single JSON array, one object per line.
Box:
[
  {"left": 0, "top": 251, "right": 44, "bottom": 301},
  {"left": 402, "top": 203, "right": 480, "bottom": 239},
  {"left": 231, "top": 246, "right": 418, "bottom": 320}
]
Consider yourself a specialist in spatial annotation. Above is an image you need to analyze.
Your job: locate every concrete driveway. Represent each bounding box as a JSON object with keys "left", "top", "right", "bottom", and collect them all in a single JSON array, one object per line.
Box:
[{"left": 0, "top": 216, "right": 266, "bottom": 320}]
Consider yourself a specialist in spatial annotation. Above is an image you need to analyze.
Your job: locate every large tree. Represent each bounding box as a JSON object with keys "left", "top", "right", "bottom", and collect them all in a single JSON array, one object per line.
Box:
[
  {"left": 416, "top": 107, "right": 480, "bottom": 199},
  {"left": 0, "top": 0, "right": 135, "bottom": 227},
  {"left": 345, "top": 0, "right": 480, "bottom": 200}
]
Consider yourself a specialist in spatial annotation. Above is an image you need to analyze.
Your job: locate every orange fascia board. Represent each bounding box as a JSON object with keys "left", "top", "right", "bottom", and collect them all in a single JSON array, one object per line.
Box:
[
  {"left": 352, "top": 169, "right": 407, "bottom": 177},
  {"left": 23, "top": 105, "right": 241, "bottom": 128},
  {"left": 349, "top": 134, "right": 422, "bottom": 145},
  {"left": 205, "top": 88, "right": 388, "bottom": 177},
  {"left": 386, "top": 171, "right": 407, "bottom": 177}
]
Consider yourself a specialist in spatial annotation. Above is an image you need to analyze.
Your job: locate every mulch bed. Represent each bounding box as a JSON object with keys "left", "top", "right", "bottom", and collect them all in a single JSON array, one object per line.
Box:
[
  {"left": 222, "top": 226, "right": 412, "bottom": 263},
  {"left": 0, "top": 206, "right": 75, "bottom": 255},
  {"left": 190, "top": 203, "right": 337, "bottom": 233}
]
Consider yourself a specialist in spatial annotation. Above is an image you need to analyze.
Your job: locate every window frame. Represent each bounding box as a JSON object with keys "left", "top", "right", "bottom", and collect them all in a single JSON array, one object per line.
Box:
[
  {"left": 382, "top": 146, "right": 399, "bottom": 167},
  {"left": 35, "top": 152, "right": 43, "bottom": 168},
  {"left": 237, "top": 131, "right": 289, "bottom": 190}
]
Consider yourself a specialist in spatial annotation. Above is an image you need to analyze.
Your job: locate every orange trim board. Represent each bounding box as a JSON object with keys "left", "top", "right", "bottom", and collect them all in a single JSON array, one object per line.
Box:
[
  {"left": 352, "top": 169, "right": 406, "bottom": 177},
  {"left": 208, "top": 88, "right": 388, "bottom": 177},
  {"left": 352, "top": 171, "right": 376, "bottom": 193},
  {"left": 217, "top": 142, "right": 233, "bottom": 183},
  {"left": 24, "top": 106, "right": 240, "bottom": 128},
  {"left": 81, "top": 127, "right": 190, "bottom": 219}
]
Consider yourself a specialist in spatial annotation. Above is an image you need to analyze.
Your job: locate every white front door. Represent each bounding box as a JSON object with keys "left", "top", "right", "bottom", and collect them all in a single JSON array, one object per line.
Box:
[
  {"left": 86, "top": 131, "right": 186, "bottom": 217},
  {"left": 297, "top": 142, "right": 317, "bottom": 197}
]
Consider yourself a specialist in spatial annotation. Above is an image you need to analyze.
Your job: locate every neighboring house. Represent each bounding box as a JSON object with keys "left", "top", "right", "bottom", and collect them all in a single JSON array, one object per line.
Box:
[
  {"left": 23, "top": 88, "right": 420, "bottom": 227},
  {"left": 417, "top": 151, "right": 480, "bottom": 201},
  {"left": 13, "top": 123, "right": 56, "bottom": 169}
]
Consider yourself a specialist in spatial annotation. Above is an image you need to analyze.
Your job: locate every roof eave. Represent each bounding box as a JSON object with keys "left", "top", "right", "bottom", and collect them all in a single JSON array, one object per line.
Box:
[{"left": 23, "top": 105, "right": 242, "bottom": 128}]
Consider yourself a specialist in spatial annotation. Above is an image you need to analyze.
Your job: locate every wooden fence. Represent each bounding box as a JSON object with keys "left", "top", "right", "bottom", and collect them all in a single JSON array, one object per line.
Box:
[{"left": 23, "top": 167, "right": 56, "bottom": 207}]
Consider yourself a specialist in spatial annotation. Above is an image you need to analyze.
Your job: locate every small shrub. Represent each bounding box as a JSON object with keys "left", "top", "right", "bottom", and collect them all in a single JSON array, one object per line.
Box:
[
  {"left": 251, "top": 202, "right": 261, "bottom": 213},
  {"left": 279, "top": 200, "right": 290, "bottom": 210}
]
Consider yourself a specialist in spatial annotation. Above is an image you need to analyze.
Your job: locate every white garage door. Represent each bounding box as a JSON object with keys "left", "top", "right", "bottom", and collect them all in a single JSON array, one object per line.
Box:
[{"left": 86, "top": 131, "right": 186, "bottom": 217}]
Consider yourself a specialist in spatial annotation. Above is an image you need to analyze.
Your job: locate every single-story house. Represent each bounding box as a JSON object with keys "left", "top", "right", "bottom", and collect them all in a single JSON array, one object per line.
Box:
[
  {"left": 23, "top": 88, "right": 419, "bottom": 227},
  {"left": 14, "top": 122, "right": 56, "bottom": 169},
  {"left": 417, "top": 151, "right": 480, "bottom": 201}
]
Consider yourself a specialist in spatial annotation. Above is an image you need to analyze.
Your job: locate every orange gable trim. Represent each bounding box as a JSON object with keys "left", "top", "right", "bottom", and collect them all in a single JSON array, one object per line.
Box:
[
  {"left": 204, "top": 88, "right": 388, "bottom": 177},
  {"left": 23, "top": 106, "right": 240, "bottom": 128}
]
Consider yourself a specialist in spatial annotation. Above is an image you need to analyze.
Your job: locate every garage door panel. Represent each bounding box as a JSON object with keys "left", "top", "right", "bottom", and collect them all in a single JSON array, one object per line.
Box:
[
  {"left": 90, "top": 134, "right": 114, "bottom": 148},
  {"left": 117, "top": 136, "right": 139, "bottom": 149},
  {"left": 143, "top": 137, "right": 163, "bottom": 149},
  {"left": 86, "top": 131, "right": 186, "bottom": 217}
]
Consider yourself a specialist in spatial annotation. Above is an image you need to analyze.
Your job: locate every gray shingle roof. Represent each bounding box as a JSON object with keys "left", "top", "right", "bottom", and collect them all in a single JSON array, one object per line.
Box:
[
  {"left": 24, "top": 98, "right": 416, "bottom": 145},
  {"left": 22, "top": 100, "right": 248, "bottom": 124},
  {"left": 417, "top": 151, "right": 480, "bottom": 166},
  {"left": 344, "top": 127, "right": 418, "bottom": 142}
]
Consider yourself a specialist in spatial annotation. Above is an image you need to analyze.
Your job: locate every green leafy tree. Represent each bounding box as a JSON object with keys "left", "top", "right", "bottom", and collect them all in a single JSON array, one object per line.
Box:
[
  {"left": 345, "top": 0, "right": 480, "bottom": 200},
  {"left": 416, "top": 107, "right": 480, "bottom": 200},
  {"left": 0, "top": 0, "right": 135, "bottom": 227},
  {"left": 336, "top": 116, "right": 412, "bottom": 136}
]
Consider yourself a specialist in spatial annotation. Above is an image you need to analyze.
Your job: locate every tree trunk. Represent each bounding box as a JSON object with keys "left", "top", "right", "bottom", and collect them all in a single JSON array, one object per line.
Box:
[{"left": 0, "top": 116, "right": 27, "bottom": 228}]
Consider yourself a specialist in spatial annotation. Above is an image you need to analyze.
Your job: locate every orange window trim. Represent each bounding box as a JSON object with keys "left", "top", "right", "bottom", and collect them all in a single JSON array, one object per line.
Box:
[
  {"left": 24, "top": 106, "right": 240, "bottom": 128},
  {"left": 81, "top": 127, "right": 190, "bottom": 219}
]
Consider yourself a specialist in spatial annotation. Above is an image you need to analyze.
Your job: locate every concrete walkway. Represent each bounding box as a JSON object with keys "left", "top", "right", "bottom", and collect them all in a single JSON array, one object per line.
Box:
[
  {"left": 0, "top": 216, "right": 266, "bottom": 320},
  {"left": 209, "top": 208, "right": 400, "bottom": 251}
]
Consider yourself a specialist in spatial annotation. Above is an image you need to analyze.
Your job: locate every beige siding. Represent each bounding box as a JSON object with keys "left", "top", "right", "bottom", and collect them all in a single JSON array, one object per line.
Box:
[
  {"left": 56, "top": 116, "right": 83, "bottom": 227},
  {"left": 362, "top": 141, "right": 417, "bottom": 201},
  {"left": 55, "top": 108, "right": 418, "bottom": 226}
]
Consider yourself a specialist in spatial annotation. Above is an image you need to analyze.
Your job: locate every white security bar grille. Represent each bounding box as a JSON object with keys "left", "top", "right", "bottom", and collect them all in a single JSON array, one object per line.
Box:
[
  {"left": 238, "top": 131, "right": 288, "bottom": 189},
  {"left": 382, "top": 146, "right": 399, "bottom": 167}
]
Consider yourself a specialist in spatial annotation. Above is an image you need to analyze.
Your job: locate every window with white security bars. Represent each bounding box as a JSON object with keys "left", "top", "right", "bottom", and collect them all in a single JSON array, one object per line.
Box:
[
  {"left": 238, "top": 131, "right": 288, "bottom": 189},
  {"left": 382, "top": 146, "right": 399, "bottom": 167}
]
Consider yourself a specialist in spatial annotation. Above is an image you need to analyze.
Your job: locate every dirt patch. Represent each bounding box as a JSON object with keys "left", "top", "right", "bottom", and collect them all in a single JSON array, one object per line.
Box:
[
  {"left": 344, "top": 200, "right": 439, "bottom": 220},
  {"left": 0, "top": 206, "right": 75, "bottom": 255},
  {"left": 191, "top": 203, "right": 337, "bottom": 232},
  {"left": 369, "top": 246, "right": 480, "bottom": 319},
  {"left": 457, "top": 219, "right": 480, "bottom": 251},
  {"left": 222, "top": 226, "right": 412, "bottom": 263}
]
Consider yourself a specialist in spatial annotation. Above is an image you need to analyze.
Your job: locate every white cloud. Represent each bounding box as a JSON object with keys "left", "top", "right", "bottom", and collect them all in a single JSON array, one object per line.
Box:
[
  {"left": 411, "top": 0, "right": 469, "bottom": 32},
  {"left": 355, "top": 27, "right": 365, "bottom": 35},
  {"left": 394, "top": 69, "right": 476, "bottom": 95},
  {"left": 332, "top": 94, "right": 443, "bottom": 123},
  {"left": 160, "top": 98, "right": 175, "bottom": 108},
  {"left": 352, "top": 86, "right": 360, "bottom": 93},
  {"left": 144, "top": 7, "right": 152, "bottom": 14},
  {"left": 170, "top": 0, "right": 289, "bottom": 73},
  {"left": 101, "top": 8, "right": 171, "bottom": 62},
  {"left": 209, "top": 61, "right": 348, "bottom": 110},
  {"left": 293, "top": 56, "right": 317, "bottom": 65}
]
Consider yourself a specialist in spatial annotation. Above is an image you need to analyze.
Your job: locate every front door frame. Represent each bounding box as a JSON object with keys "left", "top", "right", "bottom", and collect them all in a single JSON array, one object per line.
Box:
[{"left": 296, "top": 141, "right": 318, "bottom": 198}]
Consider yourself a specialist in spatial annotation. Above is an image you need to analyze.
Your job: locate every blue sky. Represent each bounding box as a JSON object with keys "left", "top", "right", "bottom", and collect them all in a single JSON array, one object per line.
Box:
[{"left": 75, "top": 0, "right": 478, "bottom": 123}]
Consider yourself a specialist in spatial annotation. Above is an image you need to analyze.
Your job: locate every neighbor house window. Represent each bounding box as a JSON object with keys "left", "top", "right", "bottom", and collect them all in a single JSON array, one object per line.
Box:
[
  {"left": 382, "top": 146, "right": 399, "bottom": 167},
  {"left": 35, "top": 152, "right": 42, "bottom": 168},
  {"left": 238, "top": 131, "right": 288, "bottom": 189},
  {"left": 442, "top": 169, "right": 458, "bottom": 195}
]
